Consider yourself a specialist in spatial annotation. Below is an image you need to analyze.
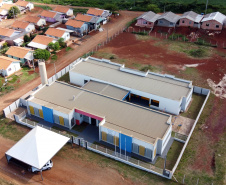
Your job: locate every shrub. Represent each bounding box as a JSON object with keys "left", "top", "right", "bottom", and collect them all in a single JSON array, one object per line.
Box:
[
  {"left": 189, "top": 48, "right": 206, "bottom": 58},
  {"left": 109, "top": 55, "right": 116, "bottom": 59},
  {"left": 132, "top": 31, "right": 148, "bottom": 35},
  {"left": 66, "top": 47, "right": 72, "bottom": 52},
  {"left": 51, "top": 54, "right": 57, "bottom": 61}
]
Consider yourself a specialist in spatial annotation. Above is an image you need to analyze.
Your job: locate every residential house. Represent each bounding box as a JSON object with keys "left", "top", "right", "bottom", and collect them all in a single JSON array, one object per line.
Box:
[
  {"left": 40, "top": 10, "right": 57, "bottom": 23},
  {"left": 53, "top": 6, "right": 73, "bottom": 16},
  {"left": 13, "top": 38, "right": 24, "bottom": 46},
  {"left": 0, "top": 56, "right": 21, "bottom": 76},
  {"left": 15, "top": 0, "right": 34, "bottom": 11},
  {"left": 179, "top": 11, "right": 204, "bottom": 28},
  {"left": 11, "top": 20, "right": 35, "bottom": 32},
  {"left": 75, "top": 14, "right": 103, "bottom": 31},
  {"left": 136, "top": 11, "right": 160, "bottom": 28},
  {"left": 45, "top": 27, "right": 70, "bottom": 41},
  {"left": 201, "top": 12, "right": 226, "bottom": 30},
  {"left": 156, "top": 11, "right": 181, "bottom": 27},
  {"left": 65, "top": 19, "right": 88, "bottom": 36},
  {"left": 6, "top": 46, "right": 34, "bottom": 64},
  {"left": 87, "top": 8, "right": 111, "bottom": 19},
  {"left": 23, "top": 16, "right": 46, "bottom": 26},
  {"left": 0, "top": 27, "right": 18, "bottom": 38},
  {"left": 0, "top": 3, "right": 14, "bottom": 18},
  {"left": 28, "top": 35, "right": 54, "bottom": 49}
]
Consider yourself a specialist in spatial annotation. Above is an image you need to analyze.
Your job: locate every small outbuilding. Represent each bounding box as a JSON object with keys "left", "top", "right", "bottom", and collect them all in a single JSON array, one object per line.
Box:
[
  {"left": 45, "top": 27, "right": 70, "bottom": 41},
  {"left": 65, "top": 19, "right": 88, "bottom": 36},
  {"left": 53, "top": 6, "right": 73, "bottom": 16},
  {"left": 23, "top": 16, "right": 46, "bottom": 27},
  {"left": 5, "top": 126, "right": 69, "bottom": 179},
  {"left": 11, "top": 20, "right": 35, "bottom": 32}
]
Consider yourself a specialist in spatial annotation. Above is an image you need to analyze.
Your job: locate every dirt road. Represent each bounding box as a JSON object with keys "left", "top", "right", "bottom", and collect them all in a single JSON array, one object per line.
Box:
[
  {"left": 0, "top": 135, "right": 135, "bottom": 185},
  {"left": 0, "top": 11, "right": 141, "bottom": 112}
]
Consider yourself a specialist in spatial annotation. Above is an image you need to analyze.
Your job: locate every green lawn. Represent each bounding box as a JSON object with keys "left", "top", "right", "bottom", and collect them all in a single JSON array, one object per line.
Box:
[
  {"left": 0, "top": 67, "right": 38, "bottom": 97},
  {"left": 34, "top": 4, "right": 52, "bottom": 10},
  {"left": 181, "top": 93, "right": 206, "bottom": 119},
  {"left": 155, "top": 141, "right": 184, "bottom": 170},
  {"left": 58, "top": 72, "right": 70, "bottom": 83}
]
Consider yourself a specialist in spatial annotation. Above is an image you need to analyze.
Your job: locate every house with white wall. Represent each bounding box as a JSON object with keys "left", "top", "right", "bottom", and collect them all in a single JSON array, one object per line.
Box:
[
  {"left": 136, "top": 11, "right": 160, "bottom": 28},
  {"left": 45, "top": 27, "right": 70, "bottom": 42},
  {"left": 24, "top": 80, "right": 172, "bottom": 161},
  {"left": 0, "top": 56, "right": 20, "bottom": 76},
  {"left": 11, "top": 20, "right": 35, "bottom": 32},
  {"left": 0, "top": 27, "right": 19, "bottom": 38},
  {"left": 52, "top": 6, "right": 73, "bottom": 16},
  {"left": 69, "top": 57, "right": 193, "bottom": 115},
  {"left": 28, "top": 35, "right": 54, "bottom": 49},
  {"left": 6, "top": 46, "right": 34, "bottom": 64},
  {"left": 23, "top": 16, "right": 46, "bottom": 26},
  {"left": 15, "top": 0, "right": 34, "bottom": 11}
]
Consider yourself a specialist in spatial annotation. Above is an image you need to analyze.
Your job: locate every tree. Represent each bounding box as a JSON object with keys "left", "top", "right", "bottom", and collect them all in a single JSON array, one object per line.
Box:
[
  {"left": 34, "top": 49, "right": 50, "bottom": 61},
  {"left": 7, "top": 6, "right": 20, "bottom": 19},
  {"left": 48, "top": 42, "right": 60, "bottom": 51},
  {"left": 58, "top": 38, "right": 66, "bottom": 48},
  {"left": 104, "top": 4, "right": 119, "bottom": 14},
  {"left": 23, "top": 35, "right": 31, "bottom": 43},
  {"left": 147, "top": 4, "right": 160, "bottom": 13}
]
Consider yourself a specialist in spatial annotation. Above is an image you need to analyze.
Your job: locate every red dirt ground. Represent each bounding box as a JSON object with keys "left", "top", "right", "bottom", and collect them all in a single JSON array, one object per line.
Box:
[
  {"left": 95, "top": 32, "right": 226, "bottom": 85},
  {"left": 0, "top": 134, "right": 134, "bottom": 185}
]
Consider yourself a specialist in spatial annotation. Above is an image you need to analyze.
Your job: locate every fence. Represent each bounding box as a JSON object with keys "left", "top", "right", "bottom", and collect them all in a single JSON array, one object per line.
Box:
[{"left": 171, "top": 87, "right": 210, "bottom": 176}]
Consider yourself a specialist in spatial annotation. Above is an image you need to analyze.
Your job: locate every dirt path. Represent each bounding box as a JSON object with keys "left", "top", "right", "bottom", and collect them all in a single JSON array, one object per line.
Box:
[
  {"left": 0, "top": 11, "right": 141, "bottom": 112},
  {"left": 0, "top": 135, "right": 134, "bottom": 185}
]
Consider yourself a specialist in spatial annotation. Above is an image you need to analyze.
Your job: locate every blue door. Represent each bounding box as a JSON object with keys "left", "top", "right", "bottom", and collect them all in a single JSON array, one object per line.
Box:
[
  {"left": 119, "top": 133, "right": 132, "bottom": 153},
  {"left": 42, "top": 106, "right": 54, "bottom": 123}
]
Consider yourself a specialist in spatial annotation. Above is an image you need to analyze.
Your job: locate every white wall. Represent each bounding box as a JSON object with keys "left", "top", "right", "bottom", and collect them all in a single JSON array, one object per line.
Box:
[
  {"left": 37, "top": 18, "right": 46, "bottom": 26},
  {"left": 100, "top": 126, "right": 119, "bottom": 137},
  {"left": 4, "top": 62, "right": 21, "bottom": 76},
  {"left": 25, "top": 24, "right": 35, "bottom": 32},
  {"left": 69, "top": 71, "right": 182, "bottom": 115},
  {"left": 62, "top": 32, "right": 70, "bottom": 41},
  {"left": 67, "top": 9, "right": 73, "bottom": 16},
  {"left": 28, "top": 2, "right": 34, "bottom": 10}
]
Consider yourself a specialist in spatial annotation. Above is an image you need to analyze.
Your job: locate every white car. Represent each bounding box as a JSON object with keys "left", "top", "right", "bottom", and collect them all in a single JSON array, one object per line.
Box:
[{"left": 29, "top": 160, "right": 53, "bottom": 173}]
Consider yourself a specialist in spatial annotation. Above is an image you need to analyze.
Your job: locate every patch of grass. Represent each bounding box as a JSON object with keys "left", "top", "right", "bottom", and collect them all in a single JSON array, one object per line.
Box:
[
  {"left": 94, "top": 51, "right": 117, "bottom": 60},
  {"left": 139, "top": 64, "right": 160, "bottom": 72},
  {"left": 73, "top": 8, "right": 88, "bottom": 15},
  {"left": 126, "top": 18, "right": 136, "bottom": 27},
  {"left": 188, "top": 48, "right": 206, "bottom": 58},
  {"left": 72, "top": 122, "right": 88, "bottom": 132},
  {"left": 7, "top": 75, "right": 19, "bottom": 83},
  {"left": 143, "top": 54, "right": 150, "bottom": 58},
  {"left": 0, "top": 178, "right": 14, "bottom": 185},
  {"left": 155, "top": 141, "right": 184, "bottom": 170},
  {"left": 0, "top": 115, "right": 29, "bottom": 141},
  {"left": 66, "top": 47, "right": 72, "bottom": 52},
  {"left": 34, "top": 4, "right": 52, "bottom": 10},
  {"left": 132, "top": 31, "right": 148, "bottom": 35},
  {"left": 181, "top": 93, "right": 206, "bottom": 119},
  {"left": 58, "top": 72, "right": 70, "bottom": 83},
  {"left": 135, "top": 34, "right": 151, "bottom": 41},
  {"left": 51, "top": 54, "right": 58, "bottom": 61}
]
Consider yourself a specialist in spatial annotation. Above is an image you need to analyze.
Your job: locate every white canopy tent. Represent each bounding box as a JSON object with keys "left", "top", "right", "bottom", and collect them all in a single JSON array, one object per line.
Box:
[{"left": 5, "top": 126, "right": 69, "bottom": 171}]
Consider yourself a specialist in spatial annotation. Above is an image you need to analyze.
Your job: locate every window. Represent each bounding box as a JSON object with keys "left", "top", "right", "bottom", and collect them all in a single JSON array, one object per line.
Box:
[
  {"left": 216, "top": 25, "right": 219, "bottom": 28},
  {"left": 189, "top": 21, "right": 192, "bottom": 24},
  {"left": 159, "top": 20, "right": 163, "bottom": 24},
  {"left": 206, "top": 23, "right": 209, "bottom": 27},
  {"left": 84, "top": 80, "right": 88, "bottom": 84},
  {"left": 151, "top": 99, "right": 159, "bottom": 107},
  {"left": 143, "top": 21, "right": 147, "bottom": 24},
  {"left": 182, "top": 20, "right": 185, "bottom": 23},
  {"left": 170, "top": 22, "right": 173, "bottom": 25},
  {"left": 8, "top": 68, "right": 11, "bottom": 71}
]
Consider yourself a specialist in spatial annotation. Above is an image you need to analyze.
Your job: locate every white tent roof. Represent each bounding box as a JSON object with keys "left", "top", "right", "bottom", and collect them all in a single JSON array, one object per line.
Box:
[{"left": 5, "top": 126, "right": 69, "bottom": 169}]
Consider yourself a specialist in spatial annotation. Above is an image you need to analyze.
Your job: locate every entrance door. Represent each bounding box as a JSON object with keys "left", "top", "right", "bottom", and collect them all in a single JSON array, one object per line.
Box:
[{"left": 91, "top": 118, "right": 96, "bottom": 125}]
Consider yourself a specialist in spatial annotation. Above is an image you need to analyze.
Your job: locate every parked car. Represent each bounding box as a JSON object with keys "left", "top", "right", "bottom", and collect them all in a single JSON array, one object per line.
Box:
[{"left": 29, "top": 160, "right": 53, "bottom": 173}]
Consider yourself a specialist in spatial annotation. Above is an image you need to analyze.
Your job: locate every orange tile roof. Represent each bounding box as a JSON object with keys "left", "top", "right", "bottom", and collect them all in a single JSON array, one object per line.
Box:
[
  {"left": 1, "top": 4, "right": 15, "bottom": 10},
  {"left": 0, "top": 27, "right": 15, "bottom": 37},
  {"left": 54, "top": 6, "right": 70, "bottom": 14},
  {"left": 75, "top": 14, "right": 92, "bottom": 22},
  {"left": 65, "top": 19, "right": 84, "bottom": 28},
  {"left": 6, "top": 46, "right": 31, "bottom": 59},
  {"left": 45, "top": 27, "right": 65, "bottom": 38},
  {"left": 0, "top": 56, "right": 20, "bottom": 70},
  {"left": 23, "top": 16, "right": 41, "bottom": 24},
  {"left": 12, "top": 21, "right": 30, "bottom": 29},
  {"left": 87, "top": 8, "right": 104, "bottom": 16},
  {"left": 31, "top": 35, "right": 54, "bottom": 46},
  {"left": 40, "top": 10, "right": 57, "bottom": 18},
  {"left": 15, "top": 0, "right": 29, "bottom": 7}
]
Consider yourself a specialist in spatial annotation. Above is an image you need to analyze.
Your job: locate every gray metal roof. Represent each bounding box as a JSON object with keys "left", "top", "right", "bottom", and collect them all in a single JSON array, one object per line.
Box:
[
  {"left": 157, "top": 11, "right": 181, "bottom": 23},
  {"left": 137, "top": 11, "right": 161, "bottom": 22},
  {"left": 201, "top": 12, "right": 226, "bottom": 24},
  {"left": 31, "top": 81, "right": 171, "bottom": 144},
  {"left": 71, "top": 58, "right": 192, "bottom": 101},
  {"left": 180, "top": 11, "right": 203, "bottom": 23},
  {"left": 82, "top": 80, "right": 129, "bottom": 100}
]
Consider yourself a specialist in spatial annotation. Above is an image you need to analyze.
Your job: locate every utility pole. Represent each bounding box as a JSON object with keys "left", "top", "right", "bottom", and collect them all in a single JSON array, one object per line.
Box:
[
  {"left": 205, "top": 0, "right": 209, "bottom": 14},
  {"left": 107, "top": 25, "right": 108, "bottom": 41}
]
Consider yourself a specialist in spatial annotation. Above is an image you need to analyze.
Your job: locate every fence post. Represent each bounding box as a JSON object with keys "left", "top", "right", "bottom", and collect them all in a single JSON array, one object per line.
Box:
[
  {"left": 106, "top": 148, "right": 107, "bottom": 153},
  {"left": 183, "top": 174, "right": 185, "bottom": 184},
  {"left": 138, "top": 160, "right": 139, "bottom": 166}
]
